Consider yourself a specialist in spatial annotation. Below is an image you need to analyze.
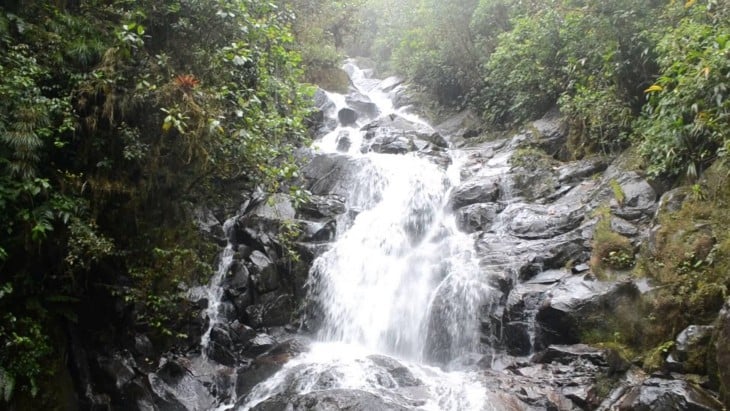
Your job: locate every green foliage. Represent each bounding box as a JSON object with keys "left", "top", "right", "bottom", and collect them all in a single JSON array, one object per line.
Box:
[
  {"left": 590, "top": 207, "right": 635, "bottom": 277},
  {"left": 636, "top": 1, "right": 730, "bottom": 179},
  {"left": 0, "top": 0, "right": 314, "bottom": 401}
]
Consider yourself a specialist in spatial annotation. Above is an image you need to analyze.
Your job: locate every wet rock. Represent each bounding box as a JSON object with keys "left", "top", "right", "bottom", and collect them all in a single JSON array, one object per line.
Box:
[
  {"left": 436, "top": 109, "right": 483, "bottom": 143},
  {"left": 501, "top": 203, "right": 585, "bottom": 240},
  {"left": 346, "top": 93, "right": 379, "bottom": 119},
  {"left": 298, "top": 220, "right": 337, "bottom": 243},
  {"left": 302, "top": 153, "right": 363, "bottom": 197},
  {"left": 193, "top": 207, "right": 227, "bottom": 246},
  {"left": 338, "top": 108, "right": 358, "bottom": 126},
  {"left": 244, "top": 333, "right": 277, "bottom": 357},
  {"left": 366, "top": 134, "right": 413, "bottom": 154},
  {"left": 314, "top": 88, "right": 335, "bottom": 112},
  {"left": 248, "top": 250, "right": 279, "bottom": 294},
  {"left": 532, "top": 344, "right": 612, "bottom": 368},
  {"left": 531, "top": 109, "right": 568, "bottom": 160},
  {"left": 148, "top": 358, "right": 216, "bottom": 411},
  {"left": 506, "top": 166, "right": 560, "bottom": 202},
  {"left": 455, "top": 203, "right": 501, "bottom": 233},
  {"left": 367, "top": 355, "right": 422, "bottom": 387},
  {"left": 535, "top": 278, "right": 641, "bottom": 350},
  {"left": 606, "top": 377, "right": 724, "bottom": 411},
  {"left": 97, "top": 352, "right": 137, "bottom": 391},
  {"left": 249, "top": 389, "right": 411, "bottom": 411},
  {"left": 666, "top": 325, "right": 714, "bottom": 373},
  {"left": 449, "top": 177, "right": 501, "bottom": 209},
  {"left": 297, "top": 194, "right": 346, "bottom": 220},
  {"left": 610, "top": 216, "right": 639, "bottom": 237},
  {"left": 248, "top": 193, "right": 296, "bottom": 221},
  {"left": 245, "top": 293, "right": 296, "bottom": 328},
  {"left": 134, "top": 334, "right": 155, "bottom": 359},
  {"left": 335, "top": 130, "right": 352, "bottom": 152},
  {"left": 591, "top": 166, "right": 657, "bottom": 220},
  {"left": 654, "top": 186, "right": 690, "bottom": 220},
  {"left": 557, "top": 157, "right": 610, "bottom": 184},
  {"left": 715, "top": 301, "right": 730, "bottom": 406}
]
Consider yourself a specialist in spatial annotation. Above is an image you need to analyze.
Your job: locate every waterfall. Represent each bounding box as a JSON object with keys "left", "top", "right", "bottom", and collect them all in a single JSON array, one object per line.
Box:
[
  {"left": 198, "top": 218, "right": 236, "bottom": 355},
  {"left": 237, "top": 60, "right": 499, "bottom": 410}
]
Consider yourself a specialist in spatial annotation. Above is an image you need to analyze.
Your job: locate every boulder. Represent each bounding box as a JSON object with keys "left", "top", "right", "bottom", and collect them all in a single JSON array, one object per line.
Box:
[
  {"left": 296, "top": 194, "right": 346, "bottom": 220},
  {"left": 148, "top": 358, "right": 216, "bottom": 411},
  {"left": 248, "top": 250, "right": 279, "bottom": 294},
  {"left": 245, "top": 293, "right": 296, "bottom": 328},
  {"left": 346, "top": 93, "right": 379, "bottom": 119},
  {"left": 500, "top": 203, "right": 585, "bottom": 240},
  {"left": 449, "top": 177, "right": 501, "bottom": 210},
  {"left": 455, "top": 203, "right": 501, "bottom": 233},
  {"left": 531, "top": 109, "right": 568, "bottom": 160},
  {"left": 666, "top": 325, "right": 714, "bottom": 373},
  {"left": 535, "top": 278, "right": 641, "bottom": 350},
  {"left": 338, "top": 108, "right": 358, "bottom": 126},
  {"left": 605, "top": 377, "right": 724, "bottom": 411},
  {"left": 557, "top": 157, "right": 610, "bottom": 184}
]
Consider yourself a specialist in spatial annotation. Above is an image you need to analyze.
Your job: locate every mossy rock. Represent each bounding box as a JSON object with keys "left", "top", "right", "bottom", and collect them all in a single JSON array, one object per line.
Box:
[{"left": 306, "top": 67, "right": 350, "bottom": 94}]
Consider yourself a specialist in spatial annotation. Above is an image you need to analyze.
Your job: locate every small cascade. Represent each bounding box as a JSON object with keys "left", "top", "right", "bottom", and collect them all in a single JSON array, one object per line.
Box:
[{"left": 199, "top": 218, "right": 236, "bottom": 354}]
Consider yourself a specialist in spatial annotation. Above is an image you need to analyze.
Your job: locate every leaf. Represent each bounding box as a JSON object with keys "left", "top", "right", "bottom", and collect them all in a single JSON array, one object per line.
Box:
[{"left": 644, "top": 84, "right": 663, "bottom": 93}]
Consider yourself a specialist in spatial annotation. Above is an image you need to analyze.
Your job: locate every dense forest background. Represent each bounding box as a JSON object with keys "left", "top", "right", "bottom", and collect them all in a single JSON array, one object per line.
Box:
[{"left": 0, "top": 0, "right": 728, "bottom": 407}]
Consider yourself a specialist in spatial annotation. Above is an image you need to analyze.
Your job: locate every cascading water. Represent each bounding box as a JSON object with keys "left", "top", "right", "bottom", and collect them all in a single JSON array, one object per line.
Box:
[
  {"left": 236, "top": 60, "right": 503, "bottom": 410},
  {"left": 198, "top": 218, "right": 236, "bottom": 354}
]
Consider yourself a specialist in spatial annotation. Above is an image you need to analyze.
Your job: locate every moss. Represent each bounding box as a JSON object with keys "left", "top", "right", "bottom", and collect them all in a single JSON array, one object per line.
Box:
[
  {"left": 590, "top": 208, "right": 635, "bottom": 278},
  {"left": 306, "top": 66, "right": 350, "bottom": 93},
  {"left": 643, "top": 340, "right": 675, "bottom": 372}
]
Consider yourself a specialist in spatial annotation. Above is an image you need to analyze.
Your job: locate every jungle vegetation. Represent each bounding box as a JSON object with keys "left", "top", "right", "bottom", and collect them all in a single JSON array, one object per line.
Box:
[{"left": 1, "top": 0, "right": 728, "bottom": 406}]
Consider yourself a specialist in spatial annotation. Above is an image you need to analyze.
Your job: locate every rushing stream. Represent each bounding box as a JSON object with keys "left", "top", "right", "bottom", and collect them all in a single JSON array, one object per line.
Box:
[{"left": 235, "top": 61, "right": 500, "bottom": 410}]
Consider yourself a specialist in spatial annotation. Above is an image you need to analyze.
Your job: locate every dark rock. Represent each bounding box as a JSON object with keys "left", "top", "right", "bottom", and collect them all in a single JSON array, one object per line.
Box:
[
  {"left": 134, "top": 334, "right": 155, "bottom": 359},
  {"left": 297, "top": 194, "right": 346, "bottom": 220},
  {"left": 535, "top": 277, "right": 641, "bottom": 350},
  {"left": 245, "top": 293, "right": 295, "bottom": 328},
  {"left": 455, "top": 203, "right": 501, "bottom": 233},
  {"left": 367, "top": 355, "right": 422, "bottom": 387},
  {"left": 148, "top": 358, "right": 216, "bottom": 411},
  {"left": 193, "top": 207, "right": 227, "bottom": 246},
  {"left": 436, "top": 109, "right": 482, "bottom": 143},
  {"left": 97, "top": 352, "right": 137, "bottom": 391},
  {"left": 532, "top": 344, "right": 610, "bottom": 367},
  {"left": 248, "top": 389, "right": 411, "bottom": 411},
  {"left": 248, "top": 250, "right": 279, "bottom": 294},
  {"left": 338, "top": 108, "right": 358, "bottom": 126},
  {"left": 346, "top": 93, "right": 379, "bottom": 118},
  {"left": 610, "top": 216, "right": 639, "bottom": 237},
  {"left": 714, "top": 301, "right": 730, "bottom": 406},
  {"left": 366, "top": 134, "right": 413, "bottom": 154},
  {"left": 607, "top": 377, "right": 724, "bottom": 411},
  {"left": 654, "top": 186, "right": 690, "bottom": 220},
  {"left": 501, "top": 203, "right": 585, "bottom": 240},
  {"left": 449, "top": 177, "right": 501, "bottom": 209},
  {"left": 302, "top": 153, "right": 363, "bottom": 198},
  {"left": 531, "top": 109, "right": 568, "bottom": 160},
  {"left": 298, "top": 220, "right": 337, "bottom": 243},
  {"left": 557, "top": 157, "right": 610, "bottom": 183},
  {"left": 335, "top": 130, "right": 352, "bottom": 152},
  {"left": 244, "top": 333, "right": 277, "bottom": 357},
  {"left": 667, "top": 325, "right": 714, "bottom": 373},
  {"left": 572, "top": 263, "right": 590, "bottom": 273}
]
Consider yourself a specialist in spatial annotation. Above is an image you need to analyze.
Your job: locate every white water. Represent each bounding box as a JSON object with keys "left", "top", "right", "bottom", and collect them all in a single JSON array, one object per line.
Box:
[
  {"left": 238, "top": 60, "right": 499, "bottom": 410},
  {"left": 199, "top": 218, "right": 236, "bottom": 354}
]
